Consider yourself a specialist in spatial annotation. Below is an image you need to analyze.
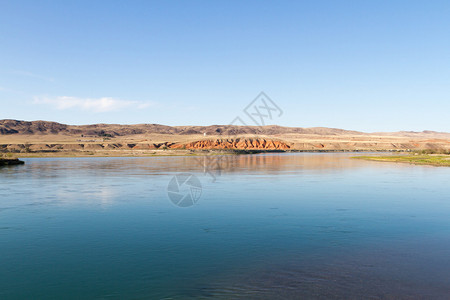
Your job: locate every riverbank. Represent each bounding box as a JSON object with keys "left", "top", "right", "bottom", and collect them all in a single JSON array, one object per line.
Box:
[
  {"left": 354, "top": 155, "right": 450, "bottom": 167},
  {"left": 2, "top": 149, "right": 409, "bottom": 158},
  {"left": 2, "top": 149, "right": 291, "bottom": 158}
]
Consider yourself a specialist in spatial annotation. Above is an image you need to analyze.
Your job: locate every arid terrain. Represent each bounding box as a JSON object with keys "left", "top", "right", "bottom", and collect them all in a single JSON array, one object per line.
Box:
[{"left": 1, "top": 120, "right": 449, "bottom": 157}]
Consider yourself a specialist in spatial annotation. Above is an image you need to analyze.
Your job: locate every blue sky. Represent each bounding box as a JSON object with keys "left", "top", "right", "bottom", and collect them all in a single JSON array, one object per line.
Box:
[{"left": 1, "top": 0, "right": 449, "bottom": 132}]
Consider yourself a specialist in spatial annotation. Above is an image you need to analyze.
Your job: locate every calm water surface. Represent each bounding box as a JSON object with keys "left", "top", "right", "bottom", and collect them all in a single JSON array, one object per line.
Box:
[{"left": 1, "top": 153, "right": 449, "bottom": 299}]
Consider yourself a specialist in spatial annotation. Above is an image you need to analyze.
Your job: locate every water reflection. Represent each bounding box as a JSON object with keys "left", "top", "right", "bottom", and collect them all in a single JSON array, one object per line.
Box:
[
  {"left": 0, "top": 153, "right": 443, "bottom": 210},
  {"left": 12, "top": 153, "right": 388, "bottom": 176},
  {"left": 0, "top": 154, "right": 449, "bottom": 299}
]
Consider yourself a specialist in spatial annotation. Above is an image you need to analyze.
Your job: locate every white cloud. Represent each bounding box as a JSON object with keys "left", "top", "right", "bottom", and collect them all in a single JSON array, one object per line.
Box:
[{"left": 33, "top": 96, "right": 154, "bottom": 113}]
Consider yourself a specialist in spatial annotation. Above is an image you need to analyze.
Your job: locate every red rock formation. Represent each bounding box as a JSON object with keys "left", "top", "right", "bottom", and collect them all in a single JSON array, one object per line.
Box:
[{"left": 170, "top": 138, "right": 291, "bottom": 150}]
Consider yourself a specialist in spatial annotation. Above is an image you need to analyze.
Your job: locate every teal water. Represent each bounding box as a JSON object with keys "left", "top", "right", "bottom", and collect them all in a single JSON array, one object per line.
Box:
[{"left": 1, "top": 153, "right": 449, "bottom": 299}]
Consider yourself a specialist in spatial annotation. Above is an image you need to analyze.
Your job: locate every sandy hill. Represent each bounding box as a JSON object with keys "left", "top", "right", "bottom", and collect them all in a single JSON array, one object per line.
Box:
[
  {"left": 0, "top": 119, "right": 367, "bottom": 136},
  {"left": 1, "top": 120, "right": 449, "bottom": 153},
  {"left": 1, "top": 119, "right": 449, "bottom": 137}
]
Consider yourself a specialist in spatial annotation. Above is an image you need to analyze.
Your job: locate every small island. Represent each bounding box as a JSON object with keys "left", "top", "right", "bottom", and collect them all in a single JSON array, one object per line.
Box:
[
  {"left": 0, "top": 158, "right": 25, "bottom": 166},
  {"left": 354, "top": 154, "right": 450, "bottom": 167}
]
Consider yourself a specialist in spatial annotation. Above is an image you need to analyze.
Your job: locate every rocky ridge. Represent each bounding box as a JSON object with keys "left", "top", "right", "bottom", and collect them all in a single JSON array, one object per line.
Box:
[{"left": 0, "top": 138, "right": 291, "bottom": 152}]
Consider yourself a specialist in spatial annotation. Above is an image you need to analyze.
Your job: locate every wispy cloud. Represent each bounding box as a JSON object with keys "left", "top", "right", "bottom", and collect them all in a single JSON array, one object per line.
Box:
[
  {"left": 33, "top": 96, "right": 154, "bottom": 112},
  {"left": 12, "top": 70, "right": 55, "bottom": 82}
]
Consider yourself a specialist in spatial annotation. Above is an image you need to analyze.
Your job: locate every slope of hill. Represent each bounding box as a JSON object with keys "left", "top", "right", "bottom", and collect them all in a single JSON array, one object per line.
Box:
[
  {"left": 3, "top": 119, "right": 449, "bottom": 137},
  {"left": 0, "top": 119, "right": 368, "bottom": 136},
  {"left": 1, "top": 120, "right": 449, "bottom": 154}
]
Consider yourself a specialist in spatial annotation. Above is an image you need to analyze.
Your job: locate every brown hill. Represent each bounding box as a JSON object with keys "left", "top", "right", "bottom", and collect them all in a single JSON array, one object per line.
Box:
[
  {"left": 1, "top": 120, "right": 450, "bottom": 153},
  {"left": 3, "top": 119, "right": 448, "bottom": 137},
  {"left": 0, "top": 119, "right": 367, "bottom": 136}
]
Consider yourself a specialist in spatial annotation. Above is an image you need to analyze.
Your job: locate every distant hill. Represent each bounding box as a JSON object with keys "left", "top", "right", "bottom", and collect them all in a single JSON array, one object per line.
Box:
[
  {"left": 2, "top": 119, "right": 448, "bottom": 138},
  {"left": 0, "top": 120, "right": 450, "bottom": 138},
  {"left": 1, "top": 120, "right": 450, "bottom": 153},
  {"left": 0, "top": 119, "right": 364, "bottom": 136}
]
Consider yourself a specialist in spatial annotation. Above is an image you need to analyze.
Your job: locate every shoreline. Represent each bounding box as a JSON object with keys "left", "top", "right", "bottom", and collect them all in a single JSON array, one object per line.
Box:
[{"left": 2, "top": 149, "right": 408, "bottom": 158}]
